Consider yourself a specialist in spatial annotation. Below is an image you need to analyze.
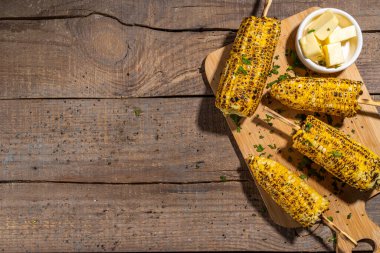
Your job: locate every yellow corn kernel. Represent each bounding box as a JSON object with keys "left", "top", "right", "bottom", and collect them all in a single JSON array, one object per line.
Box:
[
  {"left": 249, "top": 156, "right": 329, "bottom": 227},
  {"left": 215, "top": 16, "right": 281, "bottom": 117}
]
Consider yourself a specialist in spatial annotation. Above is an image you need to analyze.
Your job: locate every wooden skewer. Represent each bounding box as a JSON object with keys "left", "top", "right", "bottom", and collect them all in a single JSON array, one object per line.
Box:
[
  {"left": 262, "top": 0, "right": 273, "bottom": 17},
  {"left": 262, "top": 106, "right": 300, "bottom": 130},
  {"left": 358, "top": 98, "right": 380, "bottom": 107},
  {"left": 262, "top": 106, "right": 358, "bottom": 246},
  {"left": 322, "top": 215, "right": 358, "bottom": 246}
]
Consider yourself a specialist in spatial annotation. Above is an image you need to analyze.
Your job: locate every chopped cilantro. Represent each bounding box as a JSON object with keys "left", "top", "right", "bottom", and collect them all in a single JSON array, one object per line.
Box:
[
  {"left": 269, "top": 64, "right": 280, "bottom": 76},
  {"left": 347, "top": 213, "right": 352, "bottom": 219},
  {"left": 134, "top": 107, "right": 142, "bottom": 116},
  {"left": 327, "top": 216, "right": 334, "bottom": 222},
  {"left": 220, "top": 175, "right": 227, "bottom": 182},
  {"left": 307, "top": 29, "right": 315, "bottom": 34},
  {"left": 330, "top": 151, "right": 342, "bottom": 157},
  {"left": 255, "top": 144, "right": 265, "bottom": 152},
  {"left": 328, "top": 235, "right": 337, "bottom": 243},
  {"left": 236, "top": 66, "right": 248, "bottom": 75},
  {"left": 259, "top": 135, "right": 264, "bottom": 139},
  {"left": 286, "top": 66, "right": 294, "bottom": 71},
  {"left": 304, "top": 122, "right": 313, "bottom": 132},
  {"left": 299, "top": 174, "right": 307, "bottom": 180},
  {"left": 230, "top": 114, "right": 242, "bottom": 132},
  {"left": 259, "top": 152, "right": 267, "bottom": 157},
  {"left": 242, "top": 55, "right": 251, "bottom": 65},
  {"left": 266, "top": 73, "right": 291, "bottom": 88},
  {"left": 267, "top": 154, "right": 273, "bottom": 159},
  {"left": 265, "top": 114, "right": 274, "bottom": 120},
  {"left": 268, "top": 144, "right": 277, "bottom": 149}
]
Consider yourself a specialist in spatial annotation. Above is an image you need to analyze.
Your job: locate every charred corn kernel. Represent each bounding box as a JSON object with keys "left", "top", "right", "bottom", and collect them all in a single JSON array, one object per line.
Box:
[
  {"left": 292, "top": 115, "right": 380, "bottom": 191},
  {"left": 215, "top": 17, "right": 281, "bottom": 117},
  {"left": 249, "top": 156, "right": 329, "bottom": 227},
  {"left": 270, "top": 77, "right": 362, "bottom": 117}
]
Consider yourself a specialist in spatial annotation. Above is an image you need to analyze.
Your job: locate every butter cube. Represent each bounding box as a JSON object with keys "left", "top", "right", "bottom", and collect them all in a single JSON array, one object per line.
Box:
[
  {"left": 300, "top": 33, "right": 324, "bottom": 62},
  {"left": 309, "top": 11, "right": 339, "bottom": 41},
  {"left": 326, "top": 25, "right": 357, "bottom": 44},
  {"left": 323, "top": 43, "right": 345, "bottom": 67}
]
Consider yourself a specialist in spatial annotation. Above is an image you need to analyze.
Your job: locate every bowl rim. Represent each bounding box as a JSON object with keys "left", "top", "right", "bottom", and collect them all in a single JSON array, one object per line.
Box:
[{"left": 295, "top": 8, "right": 363, "bottom": 74}]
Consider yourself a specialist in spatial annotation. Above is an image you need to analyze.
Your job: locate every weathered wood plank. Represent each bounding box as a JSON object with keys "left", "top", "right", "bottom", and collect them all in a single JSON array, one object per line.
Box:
[
  {"left": 1, "top": 98, "right": 379, "bottom": 184},
  {"left": 0, "top": 182, "right": 340, "bottom": 251},
  {"left": 0, "top": 16, "right": 379, "bottom": 98},
  {"left": 0, "top": 15, "right": 232, "bottom": 98},
  {"left": 0, "top": 0, "right": 379, "bottom": 31},
  {"left": 0, "top": 98, "right": 244, "bottom": 183}
]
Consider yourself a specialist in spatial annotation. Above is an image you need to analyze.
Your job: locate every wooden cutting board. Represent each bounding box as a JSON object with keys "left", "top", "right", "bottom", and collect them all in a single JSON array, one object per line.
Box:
[{"left": 205, "top": 7, "right": 380, "bottom": 252}]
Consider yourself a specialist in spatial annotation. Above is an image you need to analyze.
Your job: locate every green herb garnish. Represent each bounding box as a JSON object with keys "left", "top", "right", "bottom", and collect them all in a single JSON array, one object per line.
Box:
[
  {"left": 328, "top": 235, "right": 337, "bottom": 243},
  {"left": 299, "top": 174, "right": 307, "bottom": 180},
  {"left": 242, "top": 55, "right": 251, "bottom": 65},
  {"left": 254, "top": 144, "right": 265, "bottom": 152},
  {"left": 259, "top": 152, "right": 267, "bottom": 157},
  {"left": 286, "top": 66, "right": 294, "bottom": 71},
  {"left": 268, "top": 144, "right": 277, "bottom": 149},
  {"left": 304, "top": 122, "right": 313, "bottom": 132},
  {"left": 236, "top": 66, "right": 248, "bottom": 75},
  {"left": 347, "top": 213, "right": 352, "bottom": 219},
  {"left": 307, "top": 29, "right": 315, "bottom": 34},
  {"left": 269, "top": 64, "right": 280, "bottom": 76},
  {"left": 266, "top": 73, "right": 291, "bottom": 88},
  {"left": 134, "top": 107, "right": 142, "bottom": 116},
  {"left": 220, "top": 175, "right": 227, "bottom": 182},
  {"left": 230, "top": 114, "right": 242, "bottom": 132},
  {"left": 330, "top": 151, "right": 342, "bottom": 157},
  {"left": 327, "top": 216, "right": 334, "bottom": 222},
  {"left": 259, "top": 135, "right": 264, "bottom": 139}
]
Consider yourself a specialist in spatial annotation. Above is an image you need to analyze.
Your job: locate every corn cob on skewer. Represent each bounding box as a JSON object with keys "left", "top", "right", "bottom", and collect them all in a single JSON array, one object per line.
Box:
[
  {"left": 215, "top": 16, "right": 281, "bottom": 117},
  {"left": 249, "top": 156, "right": 329, "bottom": 227},
  {"left": 292, "top": 115, "right": 380, "bottom": 191},
  {"left": 270, "top": 77, "right": 363, "bottom": 117}
]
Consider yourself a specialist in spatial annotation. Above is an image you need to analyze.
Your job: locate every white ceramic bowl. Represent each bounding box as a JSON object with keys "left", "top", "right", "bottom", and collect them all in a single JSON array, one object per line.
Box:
[{"left": 295, "top": 8, "right": 363, "bottom": 74}]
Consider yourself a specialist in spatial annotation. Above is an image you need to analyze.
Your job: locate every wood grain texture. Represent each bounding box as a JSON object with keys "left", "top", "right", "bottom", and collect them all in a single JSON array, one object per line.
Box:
[
  {"left": 0, "top": 15, "right": 234, "bottom": 98},
  {"left": 0, "top": 98, "right": 241, "bottom": 183},
  {"left": 0, "top": 16, "right": 379, "bottom": 98},
  {"left": 0, "top": 181, "right": 368, "bottom": 252},
  {"left": 0, "top": 98, "right": 378, "bottom": 252},
  {"left": 0, "top": 0, "right": 379, "bottom": 31},
  {"left": 205, "top": 7, "right": 380, "bottom": 250}
]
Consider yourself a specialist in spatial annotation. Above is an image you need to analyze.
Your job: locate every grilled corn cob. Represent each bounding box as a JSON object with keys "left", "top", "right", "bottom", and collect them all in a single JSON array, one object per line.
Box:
[
  {"left": 249, "top": 156, "right": 329, "bottom": 227},
  {"left": 292, "top": 115, "right": 380, "bottom": 190},
  {"left": 270, "top": 77, "right": 363, "bottom": 117},
  {"left": 215, "top": 16, "right": 281, "bottom": 117}
]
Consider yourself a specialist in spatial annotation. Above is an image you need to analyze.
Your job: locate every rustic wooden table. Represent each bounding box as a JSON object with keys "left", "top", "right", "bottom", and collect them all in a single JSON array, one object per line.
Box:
[{"left": 0, "top": 1, "right": 379, "bottom": 252}]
